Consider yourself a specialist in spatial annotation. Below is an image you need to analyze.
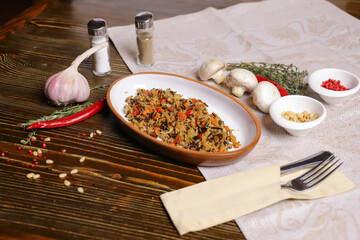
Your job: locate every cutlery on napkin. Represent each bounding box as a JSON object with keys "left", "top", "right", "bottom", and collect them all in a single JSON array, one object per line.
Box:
[{"left": 160, "top": 154, "right": 355, "bottom": 235}]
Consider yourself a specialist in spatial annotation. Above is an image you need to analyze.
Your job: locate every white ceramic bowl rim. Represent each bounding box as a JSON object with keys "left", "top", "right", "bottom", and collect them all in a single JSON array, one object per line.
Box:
[
  {"left": 270, "top": 95, "right": 326, "bottom": 130},
  {"left": 309, "top": 68, "right": 360, "bottom": 97}
]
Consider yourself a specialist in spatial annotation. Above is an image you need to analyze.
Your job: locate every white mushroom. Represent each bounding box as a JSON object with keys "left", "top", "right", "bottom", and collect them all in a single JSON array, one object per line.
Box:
[
  {"left": 252, "top": 81, "right": 281, "bottom": 113},
  {"left": 198, "top": 59, "right": 227, "bottom": 84},
  {"left": 224, "top": 69, "right": 258, "bottom": 98}
]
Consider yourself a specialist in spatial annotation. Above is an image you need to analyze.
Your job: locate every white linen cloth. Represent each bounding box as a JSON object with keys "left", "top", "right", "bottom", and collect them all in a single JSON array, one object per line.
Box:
[{"left": 108, "top": 0, "right": 360, "bottom": 239}]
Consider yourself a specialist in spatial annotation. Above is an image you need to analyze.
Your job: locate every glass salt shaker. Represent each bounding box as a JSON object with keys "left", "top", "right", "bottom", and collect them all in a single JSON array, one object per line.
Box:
[
  {"left": 87, "top": 18, "right": 111, "bottom": 76},
  {"left": 135, "top": 12, "right": 154, "bottom": 67}
]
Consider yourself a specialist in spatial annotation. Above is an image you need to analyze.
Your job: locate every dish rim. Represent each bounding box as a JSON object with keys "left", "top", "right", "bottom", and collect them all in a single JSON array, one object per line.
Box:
[{"left": 106, "top": 72, "right": 261, "bottom": 158}]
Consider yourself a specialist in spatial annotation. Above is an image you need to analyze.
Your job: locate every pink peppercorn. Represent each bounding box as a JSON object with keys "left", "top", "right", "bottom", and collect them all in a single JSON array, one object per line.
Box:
[{"left": 321, "top": 79, "right": 349, "bottom": 91}]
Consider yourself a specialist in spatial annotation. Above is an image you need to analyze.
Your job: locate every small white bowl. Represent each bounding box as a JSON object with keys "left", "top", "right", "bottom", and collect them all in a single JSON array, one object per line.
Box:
[
  {"left": 308, "top": 68, "right": 360, "bottom": 105},
  {"left": 269, "top": 95, "right": 326, "bottom": 137}
]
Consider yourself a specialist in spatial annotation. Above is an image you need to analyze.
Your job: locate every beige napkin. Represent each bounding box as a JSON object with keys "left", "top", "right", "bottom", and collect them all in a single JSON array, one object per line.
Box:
[{"left": 160, "top": 164, "right": 355, "bottom": 235}]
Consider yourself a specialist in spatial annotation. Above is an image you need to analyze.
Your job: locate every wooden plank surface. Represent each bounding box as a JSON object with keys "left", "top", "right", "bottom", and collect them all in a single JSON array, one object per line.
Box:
[{"left": 0, "top": 0, "right": 359, "bottom": 239}]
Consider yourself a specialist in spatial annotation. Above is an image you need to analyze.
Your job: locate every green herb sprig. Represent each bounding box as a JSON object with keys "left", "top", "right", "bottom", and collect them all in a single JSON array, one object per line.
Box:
[
  {"left": 90, "top": 84, "right": 110, "bottom": 92},
  {"left": 227, "top": 62, "right": 308, "bottom": 95},
  {"left": 19, "top": 102, "right": 92, "bottom": 129}
]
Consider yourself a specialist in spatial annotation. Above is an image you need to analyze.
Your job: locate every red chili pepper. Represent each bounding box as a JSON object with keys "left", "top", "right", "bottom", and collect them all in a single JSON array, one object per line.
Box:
[
  {"left": 26, "top": 97, "right": 106, "bottom": 130},
  {"left": 256, "top": 76, "right": 288, "bottom": 97}
]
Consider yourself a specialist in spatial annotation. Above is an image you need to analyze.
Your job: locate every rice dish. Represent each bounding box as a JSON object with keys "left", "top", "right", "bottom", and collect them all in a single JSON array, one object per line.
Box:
[{"left": 124, "top": 88, "right": 240, "bottom": 152}]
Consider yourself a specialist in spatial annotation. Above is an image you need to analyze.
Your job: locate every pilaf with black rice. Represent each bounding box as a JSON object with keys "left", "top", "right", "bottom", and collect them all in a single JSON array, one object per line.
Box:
[{"left": 124, "top": 88, "right": 240, "bottom": 152}]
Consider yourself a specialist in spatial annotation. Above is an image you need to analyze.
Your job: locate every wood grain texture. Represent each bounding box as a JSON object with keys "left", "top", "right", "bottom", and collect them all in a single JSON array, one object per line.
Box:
[
  {"left": 0, "top": 0, "right": 359, "bottom": 239},
  {"left": 0, "top": 0, "right": 55, "bottom": 40}
]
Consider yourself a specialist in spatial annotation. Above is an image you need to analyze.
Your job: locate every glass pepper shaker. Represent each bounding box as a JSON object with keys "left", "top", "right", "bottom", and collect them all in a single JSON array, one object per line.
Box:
[
  {"left": 135, "top": 12, "right": 154, "bottom": 67},
  {"left": 87, "top": 18, "right": 111, "bottom": 76}
]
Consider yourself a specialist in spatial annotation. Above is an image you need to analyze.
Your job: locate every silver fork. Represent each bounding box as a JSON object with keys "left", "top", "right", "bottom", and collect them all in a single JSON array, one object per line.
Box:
[{"left": 281, "top": 155, "right": 343, "bottom": 191}]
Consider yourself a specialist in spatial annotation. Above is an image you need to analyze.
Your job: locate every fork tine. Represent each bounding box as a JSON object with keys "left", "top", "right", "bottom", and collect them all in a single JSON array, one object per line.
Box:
[
  {"left": 302, "top": 156, "right": 336, "bottom": 182},
  {"left": 306, "top": 161, "right": 343, "bottom": 188},
  {"left": 299, "top": 155, "right": 335, "bottom": 180}
]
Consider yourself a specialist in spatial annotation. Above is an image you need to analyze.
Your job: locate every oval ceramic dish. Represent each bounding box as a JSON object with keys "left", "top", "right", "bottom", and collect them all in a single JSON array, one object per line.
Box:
[{"left": 107, "top": 72, "right": 261, "bottom": 166}]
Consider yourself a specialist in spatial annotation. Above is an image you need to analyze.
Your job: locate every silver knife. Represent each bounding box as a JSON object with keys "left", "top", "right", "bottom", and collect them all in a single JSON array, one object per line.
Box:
[{"left": 280, "top": 151, "right": 333, "bottom": 174}]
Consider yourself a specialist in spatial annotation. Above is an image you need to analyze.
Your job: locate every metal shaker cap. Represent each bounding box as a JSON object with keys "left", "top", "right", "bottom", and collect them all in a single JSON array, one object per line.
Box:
[
  {"left": 135, "top": 12, "right": 153, "bottom": 29},
  {"left": 88, "top": 18, "right": 107, "bottom": 36}
]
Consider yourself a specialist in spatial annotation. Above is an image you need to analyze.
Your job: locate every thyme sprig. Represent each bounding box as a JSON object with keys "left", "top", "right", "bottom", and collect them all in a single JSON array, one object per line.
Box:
[
  {"left": 90, "top": 83, "right": 110, "bottom": 92},
  {"left": 19, "top": 102, "right": 92, "bottom": 129},
  {"left": 227, "top": 62, "right": 308, "bottom": 95}
]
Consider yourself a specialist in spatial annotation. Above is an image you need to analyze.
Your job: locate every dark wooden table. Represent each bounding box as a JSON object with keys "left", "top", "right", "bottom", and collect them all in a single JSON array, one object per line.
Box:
[{"left": 0, "top": 0, "right": 359, "bottom": 239}]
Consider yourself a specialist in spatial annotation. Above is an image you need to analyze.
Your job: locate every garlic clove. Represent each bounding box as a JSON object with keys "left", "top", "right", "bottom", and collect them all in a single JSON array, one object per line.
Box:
[
  {"left": 44, "top": 42, "right": 108, "bottom": 106},
  {"left": 44, "top": 67, "right": 90, "bottom": 106}
]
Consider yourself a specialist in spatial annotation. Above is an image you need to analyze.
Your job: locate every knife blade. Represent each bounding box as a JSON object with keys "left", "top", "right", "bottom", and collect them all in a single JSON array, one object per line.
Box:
[{"left": 280, "top": 150, "right": 333, "bottom": 174}]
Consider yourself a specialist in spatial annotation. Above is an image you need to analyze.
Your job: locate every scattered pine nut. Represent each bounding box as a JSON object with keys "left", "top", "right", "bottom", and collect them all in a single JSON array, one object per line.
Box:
[
  {"left": 33, "top": 151, "right": 38, "bottom": 157},
  {"left": 96, "top": 130, "right": 102, "bottom": 135},
  {"left": 70, "top": 169, "right": 78, "bottom": 175},
  {"left": 37, "top": 149, "right": 42, "bottom": 154},
  {"left": 31, "top": 136, "right": 37, "bottom": 141},
  {"left": 45, "top": 159, "right": 54, "bottom": 164},
  {"left": 64, "top": 180, "right": 71, "bottom": 186},
  {"left": 59, "top": 173, "right": 67, "bottom": 178},
  {"left": 77, "top": 187, "right": 84, "bottom": 193},
  {"left": 33, "top": 174, "right": 40, "bottom": 179},
  {"left": 79, "top": 157, "right": 85, "bottom": 163},
  {"left": 89, "top": 132, "right": 94, "bottom": 138},
  {"left": 27, "top": 173, "right": 35, "bottom": 178},
  {"left": 44, "top": 137, "right": 51, "bottom": 142}
]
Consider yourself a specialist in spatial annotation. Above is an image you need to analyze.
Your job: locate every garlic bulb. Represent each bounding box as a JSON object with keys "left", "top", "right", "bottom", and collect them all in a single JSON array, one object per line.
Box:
[{"left": 44, "top": 42, "right": 109, "bottom": 106}]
